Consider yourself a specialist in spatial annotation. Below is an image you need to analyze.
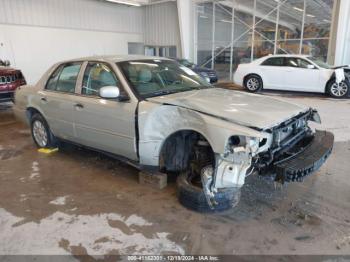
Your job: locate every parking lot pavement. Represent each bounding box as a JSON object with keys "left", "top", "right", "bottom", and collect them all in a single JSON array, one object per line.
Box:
[{"left": 0, "top": 96, "right": 350, "bottom": 256}]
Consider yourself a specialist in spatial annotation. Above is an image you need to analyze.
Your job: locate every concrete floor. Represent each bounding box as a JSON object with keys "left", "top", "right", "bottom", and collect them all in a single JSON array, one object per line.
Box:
[{"left": 0, "top": 90, "right": 350, "bottom": 257}]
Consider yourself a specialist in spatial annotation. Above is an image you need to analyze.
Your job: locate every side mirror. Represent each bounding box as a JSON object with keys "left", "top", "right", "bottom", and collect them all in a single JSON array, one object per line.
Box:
[
  {"left": 4, "top": 60, "right": 10, "bottom": 67},
  {"left": 307, "top": 64, "right": 316, "bottom": 69},
  {"left": 99, "top": 86, "right": 120, "bottom": 99}
]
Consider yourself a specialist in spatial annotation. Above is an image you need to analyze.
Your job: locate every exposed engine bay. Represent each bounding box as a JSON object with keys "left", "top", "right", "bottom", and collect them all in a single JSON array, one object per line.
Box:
[{"left": 200, "top": 109, "right": 333, "bottom": 208}]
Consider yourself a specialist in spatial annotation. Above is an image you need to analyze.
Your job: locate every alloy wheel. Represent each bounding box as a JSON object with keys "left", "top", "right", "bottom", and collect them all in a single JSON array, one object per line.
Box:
[
  {"left": 246, "top": 77, "right": 260, "bottom": 91},
  {"left": 32, "top": 120, "right": 48, "bottom": 147},
  {"left": 330, "top": 82, "right": 348, "bottom": 97}
]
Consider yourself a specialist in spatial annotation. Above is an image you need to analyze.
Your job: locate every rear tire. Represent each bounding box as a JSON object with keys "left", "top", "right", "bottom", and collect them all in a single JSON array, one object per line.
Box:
[
  {"left": 30, "top": 113, "right": 57, "bottom": 148},
  {"left": 326, "top": 79, "right": 349, "bottom": 98},
  {"left": 176, "top": 171, "right": 241, "bottom": 213},
  {"left": 244, "top": 74, "right": 263, "bottom": 92}
]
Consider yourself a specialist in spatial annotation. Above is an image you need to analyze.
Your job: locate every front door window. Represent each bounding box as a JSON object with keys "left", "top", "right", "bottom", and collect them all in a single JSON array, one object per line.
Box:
[{"left": 82, "top": 62, "right": 119, "bottom": 96}]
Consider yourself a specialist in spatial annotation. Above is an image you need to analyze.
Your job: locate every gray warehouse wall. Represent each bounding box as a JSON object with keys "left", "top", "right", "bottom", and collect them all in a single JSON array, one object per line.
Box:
[
  {"left": 0, "top": 0, "right": 144, "bottom": 84},
  {"left": 143, "top": 1, "right": 181, "bottom": 56}
]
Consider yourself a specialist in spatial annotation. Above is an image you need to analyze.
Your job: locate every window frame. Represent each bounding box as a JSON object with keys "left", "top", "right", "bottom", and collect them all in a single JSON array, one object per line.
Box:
[
  {"left": 285, "top": 57, "right": 316, "bottom": 69},
  {"left": 117, "top": 59, "right": 212, "bottom": 99},
  {"left": 260, "top": 57, "right": 286, "bottom": 67},
  {"left": 44, "top": 62, "right": 84, "bottom": 94},
  {"left": 77, "top": 61, "right": 130, "bottom": 100}
]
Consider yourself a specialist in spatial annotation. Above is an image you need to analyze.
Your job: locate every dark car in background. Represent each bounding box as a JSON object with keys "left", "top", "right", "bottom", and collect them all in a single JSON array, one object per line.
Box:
[
  {"left": 0, "top": 60, "right": 26, "bottom": 103},
  {"left": 174, "top": 58, "right": 218, "bottom": 83}
]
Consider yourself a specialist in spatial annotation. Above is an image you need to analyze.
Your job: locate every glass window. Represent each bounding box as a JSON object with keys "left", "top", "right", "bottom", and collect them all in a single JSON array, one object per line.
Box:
[
  {"left": 261, "top": 57, "right": 284, "bottom": 66},
  {"left": 82, "top": 63, "right": 119, "bottom": 96},
  {"left": 45, "top": 65, "right": 63, "bottom": 91},
  {"left": 308, "top": 57, "right": 332, "bottom": 69},
  {"left": 179, "top": 59, "right": 194, "bottom": 68},
  {"left": 285, "top": 57, "right": 312, "bottom": 68},
  {"left": 53, "top": 63, "right": 81, "bottom": 93},
  {"left": 285, "top": 58, "right": 299, "bottom": 67},
  {"left": 119, "top": 59, "right": 211, "bottom": 98},
  {"left": 297, "top": 58, "right": 312, "bottom": 68}
]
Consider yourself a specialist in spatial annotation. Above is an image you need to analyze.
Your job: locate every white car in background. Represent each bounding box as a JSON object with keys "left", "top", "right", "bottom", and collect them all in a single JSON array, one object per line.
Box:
[{"left": 234, "top": 54, "right": 350, "bottom": 98}]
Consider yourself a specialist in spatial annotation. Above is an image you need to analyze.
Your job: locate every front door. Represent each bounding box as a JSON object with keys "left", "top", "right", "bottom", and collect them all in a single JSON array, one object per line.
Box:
[
  {"left": 284, "top": 57, "right": 320, "bottom": 92},
  {"left": 73, "top": 62, "right": 138, "bottom": 160}
]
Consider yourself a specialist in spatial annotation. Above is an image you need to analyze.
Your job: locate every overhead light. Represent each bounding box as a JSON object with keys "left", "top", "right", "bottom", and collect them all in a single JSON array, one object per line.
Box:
[
  {"left": 293, "top": 7, "right": 304, "bottom": 12},
  {"left": 323, "top": 19, "right": 331, "bottom": 23},
  {"left": 220, "top": 19, "right": 232, "bottom": 23},
  {"left": 199, "top": 15, "right": 209, "bottom": 19},
  {"left": 106, "top": 0, "right": 141, "bottom": 6},
  {"left": 307, "top": 14, "right": 315, "bottom": 18}
]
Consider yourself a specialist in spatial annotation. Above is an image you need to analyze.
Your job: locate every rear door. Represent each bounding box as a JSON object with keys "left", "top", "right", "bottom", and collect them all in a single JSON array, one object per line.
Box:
[
  {"left": 259, "top": 57, "right": 286, "bottom": 89},
  {"left": 72, "top": 61, "right": 138, "bottom": 160},
  {"left": 38, "top": 62, "right": 82, "bottom": 140},
  {"left": 284, "top": 57, "right": 321, "bottom": 91}
]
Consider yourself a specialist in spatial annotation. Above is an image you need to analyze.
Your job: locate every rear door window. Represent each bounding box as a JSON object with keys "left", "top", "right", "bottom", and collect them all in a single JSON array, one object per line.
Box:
[
  {"left": 261, "top": 57, "right": 285, "bottom": 66},
  {"left": 46, "top": 62, "right": 82, "bottom": 93},
  {"left": 46, "top": 66, "right": 63, "bottom": 91},
  {"left": 56, "top": 63, "right": 82, "bottom": 93}
]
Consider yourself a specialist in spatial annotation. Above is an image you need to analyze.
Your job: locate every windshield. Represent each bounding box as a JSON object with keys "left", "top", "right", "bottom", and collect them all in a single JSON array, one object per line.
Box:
[
  {"left": 179, "top": 59, "right": 194, "bottom": 68},
  {"left": 118, "top": 59, "right": 211, "bottom": 98},
  {"left": 307, "top": 57, "right": 332, "bottom": 69}
]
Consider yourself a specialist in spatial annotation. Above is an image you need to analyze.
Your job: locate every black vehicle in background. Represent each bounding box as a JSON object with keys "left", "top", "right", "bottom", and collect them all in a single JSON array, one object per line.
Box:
[{"left": 174, "top": 58, "right": 218, "bottom": 83}]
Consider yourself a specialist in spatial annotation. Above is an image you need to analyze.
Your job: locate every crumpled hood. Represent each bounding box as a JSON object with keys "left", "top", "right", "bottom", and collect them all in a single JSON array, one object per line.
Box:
[{"left": 147, "top": 88, "right": 309, "bottom": 129}]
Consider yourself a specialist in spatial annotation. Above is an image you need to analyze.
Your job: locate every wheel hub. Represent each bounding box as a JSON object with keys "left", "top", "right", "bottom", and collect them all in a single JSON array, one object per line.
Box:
[
  {"left": 331, "top": 82, "right": 348, "bottom": 97},
  {"left": 33, "top": 120, "right": 48, "bottom": 147},
  {"left": 247, "top": 78, "right": 259, "bottom": 91}
]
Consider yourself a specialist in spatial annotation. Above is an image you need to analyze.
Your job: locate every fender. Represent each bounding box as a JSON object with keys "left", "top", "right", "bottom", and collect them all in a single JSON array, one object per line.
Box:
[{"left": 137, "top": 100, "right": 268, "bottom": 167}]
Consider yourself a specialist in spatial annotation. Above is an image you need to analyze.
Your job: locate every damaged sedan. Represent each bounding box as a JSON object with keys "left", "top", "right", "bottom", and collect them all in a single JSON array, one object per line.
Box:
[{"left": 13, "top": 56, "right": 334, "bottom": 212}]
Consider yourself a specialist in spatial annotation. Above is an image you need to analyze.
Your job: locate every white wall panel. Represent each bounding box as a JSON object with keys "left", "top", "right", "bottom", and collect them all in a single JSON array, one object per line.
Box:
[
  {"left": 0, "top": 0, "right": 144, "bottom": 84},
  {"left": 0, "top": 0, "right": 144, "bottom": 34},
  {"left": 144, "top": 1, "right": 180, "bottom": 49},
  {"left": 0, "top": 24, "right": 142, "bottom": 84}
]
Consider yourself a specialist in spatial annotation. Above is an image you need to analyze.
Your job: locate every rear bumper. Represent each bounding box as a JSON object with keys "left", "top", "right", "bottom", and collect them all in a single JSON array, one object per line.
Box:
[
  {"left": 13, "top": 105, "right": 28, "bottom": 125},
  {"left": 273, "top": 130, "right": 334, "bottom": 182},
  {"left": 233, "top": 73, "right": 243, "bottom": 86}
]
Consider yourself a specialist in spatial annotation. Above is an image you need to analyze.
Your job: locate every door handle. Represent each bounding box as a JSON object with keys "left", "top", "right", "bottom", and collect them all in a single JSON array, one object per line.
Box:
[
  {"left": 40, "top": 97, "right": 47, "bottom": 103},
  {"left": 74, "top": 103, "right": 84, "bottom": 109}
]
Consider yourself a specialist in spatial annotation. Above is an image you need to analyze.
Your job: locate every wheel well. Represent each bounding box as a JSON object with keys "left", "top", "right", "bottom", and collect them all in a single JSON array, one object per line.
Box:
[
  {"left": 325, "top": 77, "right": 335, "bottom": 92},
  {"left": 26, "top": 107, "right": 41, "bottom": 122},
  {"left": 243, "top": 73, "right": 262, "bottom": 86},
  {"left": 159, "top": 130, "right": 214, "bottom": 173}
]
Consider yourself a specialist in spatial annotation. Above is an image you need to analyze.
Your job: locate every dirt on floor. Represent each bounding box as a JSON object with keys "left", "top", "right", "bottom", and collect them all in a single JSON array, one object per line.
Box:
[{"left": 0, "top": 90, "right": 350, "bottom": 258}]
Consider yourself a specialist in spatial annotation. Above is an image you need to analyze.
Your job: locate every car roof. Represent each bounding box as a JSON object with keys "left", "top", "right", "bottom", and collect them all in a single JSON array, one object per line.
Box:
[
  {"left": 263, "top": 54, "right": 310, "bottom": 58},
  {"left": 60, "top": 55, "right": 172, "bottom": 64}
]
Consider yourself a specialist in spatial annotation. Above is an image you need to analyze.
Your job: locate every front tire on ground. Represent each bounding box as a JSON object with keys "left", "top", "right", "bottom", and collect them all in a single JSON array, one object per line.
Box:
[
  {"left": 326, "top": 79, "right": 349, "bottom": 98},
  {"left": 30, "top": 113, "right": 57, "bottom": 148},
  {"left": 176, "top": 171, "right": 241, "bottom": 213},
  {"left": 244, "top": 74, "right": 263, "bottom": 92}
]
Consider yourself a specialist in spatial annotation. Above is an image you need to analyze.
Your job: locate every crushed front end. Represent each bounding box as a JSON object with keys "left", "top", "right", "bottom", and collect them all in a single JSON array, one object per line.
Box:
[
  {"left": 254, "top": 109, "right": 334, "bottom": 182},
  {"left": 204, "top": 108, "right": 334, "bottom": 208}
]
